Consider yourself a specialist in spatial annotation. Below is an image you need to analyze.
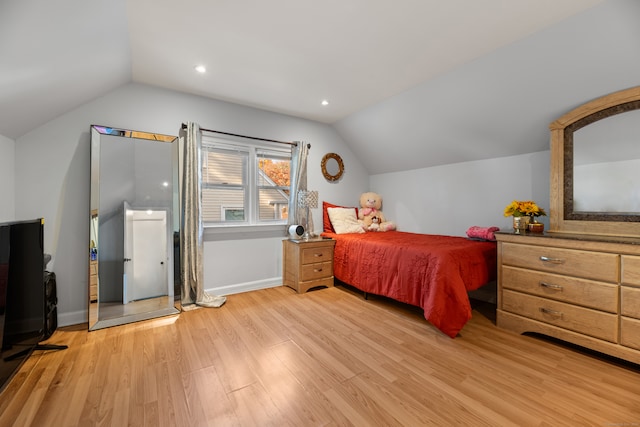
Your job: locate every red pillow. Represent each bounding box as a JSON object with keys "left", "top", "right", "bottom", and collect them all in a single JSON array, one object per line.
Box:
[{"left": 323, "top": 201, "right": 358, "bottom": 233}]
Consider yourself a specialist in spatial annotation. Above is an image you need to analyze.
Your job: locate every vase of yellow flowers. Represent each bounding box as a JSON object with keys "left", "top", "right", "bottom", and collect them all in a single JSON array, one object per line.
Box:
[
  {"left": 511, "top": 216, "right": 530, "bottom": 234},
  {"left": 504, "top": 200, "right": 547, "bottom": 234}
]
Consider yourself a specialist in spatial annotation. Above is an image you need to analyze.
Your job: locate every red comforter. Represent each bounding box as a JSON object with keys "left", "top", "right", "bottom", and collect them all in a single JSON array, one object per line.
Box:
[{"left": 321, "top": 231, "right": 497, "bottom": 338}]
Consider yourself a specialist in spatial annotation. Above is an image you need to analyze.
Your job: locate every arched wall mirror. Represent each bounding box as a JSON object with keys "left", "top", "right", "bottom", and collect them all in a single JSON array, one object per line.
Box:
[
  {"left": 321, "top": 152, "right": 344, "bottom": 182},
  {"left": 89, "top": 125, "right": 181, "bottom": 330},
  {"left": 549, "top": 86, "right": 640, "bottom": 237}
]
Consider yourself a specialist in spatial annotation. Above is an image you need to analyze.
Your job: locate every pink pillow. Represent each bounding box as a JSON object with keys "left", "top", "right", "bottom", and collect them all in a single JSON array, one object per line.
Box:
[{"left": 466, "top": 226, "right": 499, "bottom": 241}]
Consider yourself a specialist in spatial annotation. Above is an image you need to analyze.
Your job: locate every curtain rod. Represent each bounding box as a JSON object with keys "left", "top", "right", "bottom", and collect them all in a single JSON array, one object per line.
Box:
[{"left": 181, "top": 123, "right": 307, "bottom": 148}]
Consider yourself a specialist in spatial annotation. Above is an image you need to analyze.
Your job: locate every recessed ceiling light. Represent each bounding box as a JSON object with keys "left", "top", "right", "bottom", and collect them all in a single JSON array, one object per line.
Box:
[
  {"left": 195, "top": 65, "right": 206, "bottom": 73},
  {"left": 321, "top": 100, "right": 329, "bottom": 106}
]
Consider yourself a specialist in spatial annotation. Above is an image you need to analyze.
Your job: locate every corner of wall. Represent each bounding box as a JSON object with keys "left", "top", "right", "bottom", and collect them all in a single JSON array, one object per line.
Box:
[{"left": 0, "top": 134, "right": 15, "bottom": 222}]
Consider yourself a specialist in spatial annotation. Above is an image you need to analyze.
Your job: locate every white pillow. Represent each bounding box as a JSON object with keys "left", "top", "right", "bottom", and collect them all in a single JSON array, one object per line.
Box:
[{"left": 327, "top": 207, "right": 365, "bottom": 234}]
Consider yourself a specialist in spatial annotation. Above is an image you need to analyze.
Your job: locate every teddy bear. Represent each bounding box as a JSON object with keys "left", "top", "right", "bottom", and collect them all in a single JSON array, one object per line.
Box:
[
  {"left": 367, "top": 216, "right": 380, "bottom": 231},
  {"left": 358, "top": 192, "right": 396, "bottom": 232}
]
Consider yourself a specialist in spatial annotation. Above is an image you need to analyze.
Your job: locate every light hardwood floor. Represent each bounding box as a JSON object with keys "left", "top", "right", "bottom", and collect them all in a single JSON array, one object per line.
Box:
[{"left": 1, "top": 285, "right": 639, "bottom": 426}]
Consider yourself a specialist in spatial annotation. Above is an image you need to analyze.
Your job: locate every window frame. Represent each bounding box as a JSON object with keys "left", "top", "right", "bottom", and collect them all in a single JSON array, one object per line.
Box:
[{"left": 201, "top": 134, "right": 292, "bottom": 235}]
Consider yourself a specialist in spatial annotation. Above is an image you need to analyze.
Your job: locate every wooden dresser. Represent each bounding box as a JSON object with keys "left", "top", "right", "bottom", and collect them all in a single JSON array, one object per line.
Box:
[
  {"left": 282, "top": 238, "right": 335, "bottom": 293},
  {"left": 496, "top": 231, "right": 640, "bottom": 364}
]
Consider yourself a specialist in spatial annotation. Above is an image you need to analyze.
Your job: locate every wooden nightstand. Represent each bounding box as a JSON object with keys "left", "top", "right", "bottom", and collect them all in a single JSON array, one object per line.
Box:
[{"left": 282, "top": 238, "right": 336, "bottom": 293}]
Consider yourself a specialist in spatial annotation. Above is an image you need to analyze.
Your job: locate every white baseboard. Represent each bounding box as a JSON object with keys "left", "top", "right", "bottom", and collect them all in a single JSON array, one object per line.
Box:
[
  {"left": 58, "top": 309, "right": 87, "bottom": 328},
  {"left": 207, "top": 277, "right": 282, "bottom": 296}
]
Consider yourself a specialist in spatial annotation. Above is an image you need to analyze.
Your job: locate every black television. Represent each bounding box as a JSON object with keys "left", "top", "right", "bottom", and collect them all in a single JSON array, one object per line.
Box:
[{"left": 0, "top": 218, "right": 45, "bottom": 392}]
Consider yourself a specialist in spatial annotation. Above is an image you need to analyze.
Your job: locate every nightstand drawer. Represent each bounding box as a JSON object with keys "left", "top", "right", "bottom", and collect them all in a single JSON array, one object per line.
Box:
[
  {"left": 301, "top": 261, "right": 333, "bottom": 281},
  {"left": 501, "top": 265, "right": 618, "bottom": 313},
  {"left": 501, "top": 242, "right": 619, "bottom": 282},
  {"left": 502, "top": 289, "right": 618, "bottom": 342},
  {"left": 301, "top": 246, "right": 333, "bottom": 264}
]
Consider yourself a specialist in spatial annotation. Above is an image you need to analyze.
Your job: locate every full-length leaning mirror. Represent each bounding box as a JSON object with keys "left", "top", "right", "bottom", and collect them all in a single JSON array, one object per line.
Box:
[
  {"left": 549, "top": 86, "right": 640, "bottom": 237},
  {"left": 89, "top": 125, "right": 181, "bottom": 330}
]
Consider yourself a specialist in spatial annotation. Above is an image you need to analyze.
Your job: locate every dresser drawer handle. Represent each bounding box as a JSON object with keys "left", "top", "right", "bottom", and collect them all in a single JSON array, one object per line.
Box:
[
  {"left": 314, "top": 253, "right": 324, "bottom": 257},
  {"left": 539, "top": 256, "right": 565, "bottom": 264},
  {"left": 539, "top": 307, "right": 563, "bottom": 317},
  {"left": 539, "top": 282, "right": 563, "bottom": 291},
  {"left": 313, "top": 268, "right": 323, "bottom": 273}
]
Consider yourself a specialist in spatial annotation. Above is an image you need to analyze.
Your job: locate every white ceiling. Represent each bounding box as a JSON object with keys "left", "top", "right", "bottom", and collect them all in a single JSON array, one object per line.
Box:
[{"left": 0, "top": 0, "right": 607, "bottom": 141}]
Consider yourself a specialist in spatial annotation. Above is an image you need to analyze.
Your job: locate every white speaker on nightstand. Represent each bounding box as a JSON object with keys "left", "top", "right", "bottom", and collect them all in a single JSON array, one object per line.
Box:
[{"left": 288, "top": 224, "right": 305, "bottom": 239}]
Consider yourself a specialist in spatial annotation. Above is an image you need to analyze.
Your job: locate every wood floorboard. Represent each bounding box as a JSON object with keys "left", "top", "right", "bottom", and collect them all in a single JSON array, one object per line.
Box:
[{"left": 1, "top": 285, "right": 639, "bottom": 426}]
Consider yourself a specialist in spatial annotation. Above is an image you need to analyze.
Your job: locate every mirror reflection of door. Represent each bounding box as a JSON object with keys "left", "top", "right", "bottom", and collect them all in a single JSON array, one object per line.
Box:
[
  {"left": 124, "top": 204, "right": 168, "bottom": 304},
  {"left": 123, "top": 202, "right": 133, "bottom": 304}
]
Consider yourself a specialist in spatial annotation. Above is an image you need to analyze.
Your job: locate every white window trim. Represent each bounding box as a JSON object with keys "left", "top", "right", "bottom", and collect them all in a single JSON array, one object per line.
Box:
[
  {"left": 201, "top": 134, "right": 291, "bottom": 235},
  {"left": 204, "top": 223, "right": 287, "bottom": 239}
]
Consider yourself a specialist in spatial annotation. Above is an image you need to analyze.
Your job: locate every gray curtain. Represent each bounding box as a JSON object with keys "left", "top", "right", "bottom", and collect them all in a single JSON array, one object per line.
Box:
[
  {"left": 179, "top": 122, "right": 226, "bottom": 308},
  {"left": 287, "top": 142, "right": 312, "bottom": 232}
]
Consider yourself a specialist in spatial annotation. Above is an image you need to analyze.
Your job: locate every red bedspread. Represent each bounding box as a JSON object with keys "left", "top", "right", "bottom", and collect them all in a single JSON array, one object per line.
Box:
[{"left": 321, "top": 231, "right": 497, "bottom": 338}]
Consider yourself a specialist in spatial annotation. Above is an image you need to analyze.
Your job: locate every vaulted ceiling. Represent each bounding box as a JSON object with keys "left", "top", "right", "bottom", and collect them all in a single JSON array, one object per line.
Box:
[{"left": 2, "top": 0, "right": 638, "bottom": 174}]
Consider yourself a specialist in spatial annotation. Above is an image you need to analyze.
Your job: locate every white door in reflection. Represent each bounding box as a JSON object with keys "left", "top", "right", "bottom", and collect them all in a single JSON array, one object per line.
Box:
[{"left": 124, "top": 204, "right": 168, "bottom": 303}]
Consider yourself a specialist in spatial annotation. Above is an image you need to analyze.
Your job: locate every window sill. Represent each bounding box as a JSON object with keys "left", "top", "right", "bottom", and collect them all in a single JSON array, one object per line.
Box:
[{"left": 203, "top": 224, "right": 288, "bottom": 241}]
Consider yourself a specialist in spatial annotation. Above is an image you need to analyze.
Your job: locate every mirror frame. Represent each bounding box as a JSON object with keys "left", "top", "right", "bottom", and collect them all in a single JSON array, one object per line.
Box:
[
  {"left": 89, "top": 125, "right": 181, "bottom": 330},
  {"left": 321, "top": 152, "right": 344, "bottom": 182},
  {"left": 549, "top": 86, "right": 640, "bottom": 237}
]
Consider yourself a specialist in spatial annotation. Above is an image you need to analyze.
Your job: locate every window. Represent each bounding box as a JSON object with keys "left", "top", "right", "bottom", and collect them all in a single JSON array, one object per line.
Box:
[{"left": 201, "top": 135, "right": 291, "bottom": 226}]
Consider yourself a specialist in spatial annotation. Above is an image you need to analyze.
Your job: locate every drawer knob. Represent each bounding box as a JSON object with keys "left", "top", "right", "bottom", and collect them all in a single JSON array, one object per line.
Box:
[
  {"left": 540, "top": 256, "right": 565, "bottom": 264},
  {"left": 314, "top": 268, "right": 323, "bottom": 273},
  {"left": 314, "top": 253, "right": 323, "bottom": 257},
  {"left": 539, "top": 307, "right": 563, "bottom": 317},
  {"left": 539, "top": 282, "right": 563, "bottom": 291}
]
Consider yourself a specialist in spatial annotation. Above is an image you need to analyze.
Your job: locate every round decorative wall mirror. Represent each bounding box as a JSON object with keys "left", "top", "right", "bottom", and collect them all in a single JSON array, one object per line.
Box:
[{"left": 321, "top": 153, "right": 344, "bottom": 182}]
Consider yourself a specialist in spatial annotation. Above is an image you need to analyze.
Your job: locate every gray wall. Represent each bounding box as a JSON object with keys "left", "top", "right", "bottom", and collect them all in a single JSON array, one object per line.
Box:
[
  {"left": 370, "top": 152, "right": 550, "bottom": 236},
  {"left": 335, "top": 0, "right": 640, "bottom": 175},
  {"left": 5, "top": 0, "right": 638, "bottom": 326},
  {"left": 12, "top": 83, "right": 369, "bottom": 326},
  {"left": 0, "top": 135, "right": 14, "bottom": 222}
]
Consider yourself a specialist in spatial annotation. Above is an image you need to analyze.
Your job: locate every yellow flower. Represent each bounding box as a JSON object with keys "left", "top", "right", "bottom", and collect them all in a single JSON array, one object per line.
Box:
[{"left": 504, "top": 200, "right": 546, "bottom": 217}]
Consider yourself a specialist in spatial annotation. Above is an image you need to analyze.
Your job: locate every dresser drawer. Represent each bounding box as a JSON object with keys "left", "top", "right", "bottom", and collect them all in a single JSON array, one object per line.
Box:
[
  {"left": 621, "top": 286, "right": 640, "bottom": 319},
  {"left": 621, "top": 316, "right": 640, "bottom": 350},
  {"left": 501, "top": 242, "right": 619, "bottom": 283},
  {"left": 501, "top": 266, "right": 618, "bottom": 313},
  {"left": 622, "top": 255, "right": 640, "bottom": 286},
  {"left": 301, "top": 261, "right": 333, "bottom": 282},
  {"left": 301, "top": 246, "right": 333, "bottom": 264},
  {"left": 502, "top": 289, "right": 618, "bottom": 342}
]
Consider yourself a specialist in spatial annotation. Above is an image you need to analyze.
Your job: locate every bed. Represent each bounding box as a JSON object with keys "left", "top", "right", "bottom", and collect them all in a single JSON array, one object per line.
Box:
[{"left": 321, "top": 204, "right": 497, "bottom": 337}]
